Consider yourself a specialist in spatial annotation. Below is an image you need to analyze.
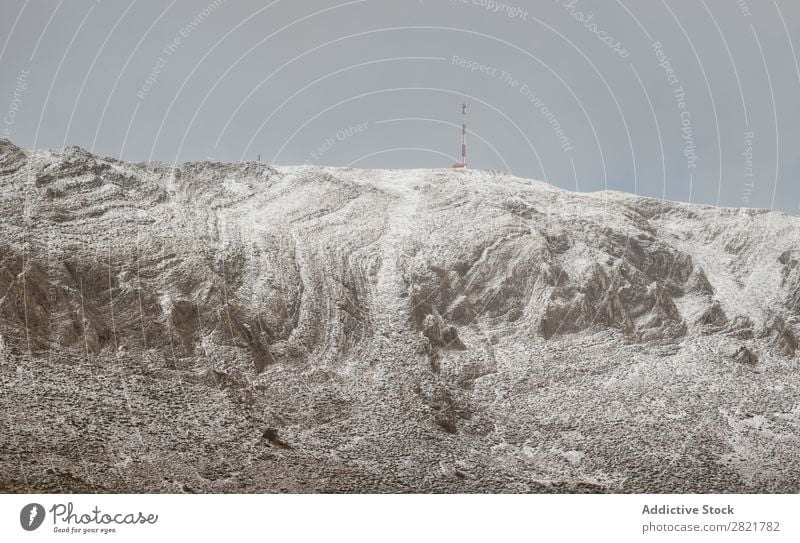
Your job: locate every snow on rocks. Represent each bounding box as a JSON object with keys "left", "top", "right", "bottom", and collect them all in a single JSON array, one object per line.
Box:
[{"left": 1, "top": 140, "right": 799, "bottom": 493}]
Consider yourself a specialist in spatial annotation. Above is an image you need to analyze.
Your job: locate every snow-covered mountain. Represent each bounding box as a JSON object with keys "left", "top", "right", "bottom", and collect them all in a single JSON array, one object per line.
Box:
[{"left": 1, "top": 138, "right": 798, "bottom": 492}]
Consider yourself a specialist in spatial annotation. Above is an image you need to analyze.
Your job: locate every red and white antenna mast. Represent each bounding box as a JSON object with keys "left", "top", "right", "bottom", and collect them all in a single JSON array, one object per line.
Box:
[{"left": 453, "top": 100, "right": 467, "bottom": 169}]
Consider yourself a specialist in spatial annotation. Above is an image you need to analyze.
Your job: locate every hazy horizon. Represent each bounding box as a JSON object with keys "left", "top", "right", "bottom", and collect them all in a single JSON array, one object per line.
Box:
[{"left": 2, "top": 0, "right": 800, "bottom": 214}]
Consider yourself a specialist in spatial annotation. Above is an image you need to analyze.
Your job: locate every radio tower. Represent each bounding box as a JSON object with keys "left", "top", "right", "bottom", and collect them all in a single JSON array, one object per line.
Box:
[{"left": 452, "top": 100, "right": 467, "bottom": 169}]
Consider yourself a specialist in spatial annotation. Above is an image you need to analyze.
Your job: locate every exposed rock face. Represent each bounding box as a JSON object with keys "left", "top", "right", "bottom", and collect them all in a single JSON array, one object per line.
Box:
[
  {"left": 733, "top": 346, "right": 759, "bottom": 366},
  {"left": 759, "top": 314, "right": 799, "bottom": 358},
  {"left": 697, "top": 301, "right": 728, "bottom": 332},
  {"left": 1, "top": 138, "right": 799, "bottom": 493}
]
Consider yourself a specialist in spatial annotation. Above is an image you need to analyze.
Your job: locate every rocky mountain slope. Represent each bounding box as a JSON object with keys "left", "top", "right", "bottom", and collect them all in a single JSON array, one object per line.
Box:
[{"left": 1, "top": 138, "right": 799, "bottom": 493}]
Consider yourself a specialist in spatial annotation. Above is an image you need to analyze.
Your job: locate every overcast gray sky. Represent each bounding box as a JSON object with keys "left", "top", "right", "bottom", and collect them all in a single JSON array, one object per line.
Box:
[{"left": 1, "top": 0, "right": 799, "bottom": 213}]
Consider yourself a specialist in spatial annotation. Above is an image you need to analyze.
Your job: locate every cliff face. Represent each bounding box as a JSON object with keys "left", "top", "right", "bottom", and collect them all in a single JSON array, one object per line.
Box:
[{"left": 1, "top": 138, "right": 799, "bottom": 493}]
